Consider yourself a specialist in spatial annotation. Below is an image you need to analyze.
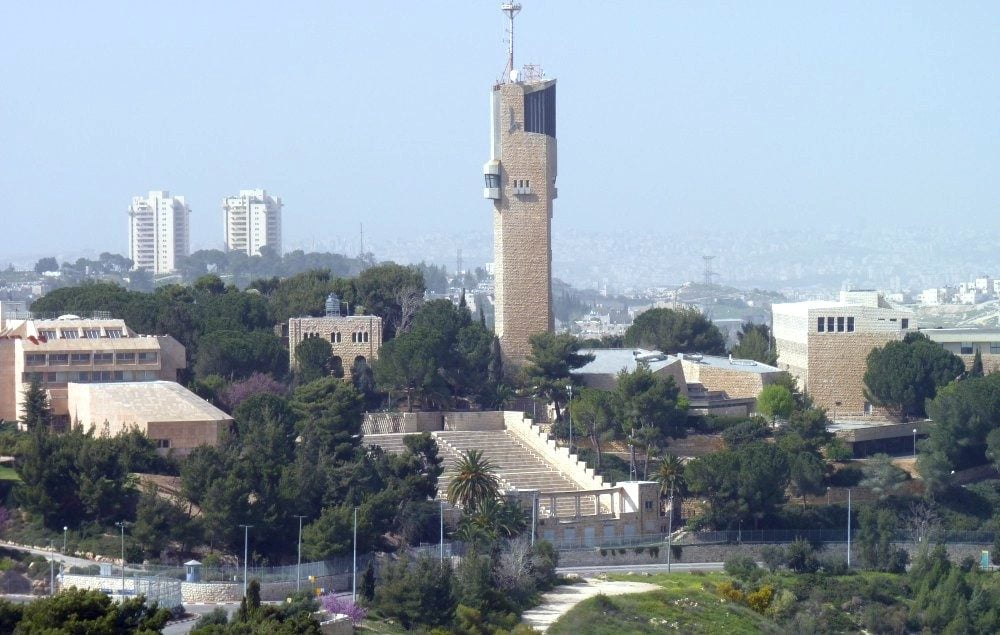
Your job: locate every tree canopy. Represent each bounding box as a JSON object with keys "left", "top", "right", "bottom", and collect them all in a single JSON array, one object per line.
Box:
[
  {"left": 521, "top": 332, "right": 594, "bottom": 421},
  {"left": 730, "top": 322, "right": 777, "bottom": 365},
  {"left": 864, "top": 332, "right": 965, "bottom": 420},
  {"left": 624, "top": 307, "right": 726, "bottom": 355}
]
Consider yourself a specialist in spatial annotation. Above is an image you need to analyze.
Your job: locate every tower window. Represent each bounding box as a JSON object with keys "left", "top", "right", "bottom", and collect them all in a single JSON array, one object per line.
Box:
[{"left": 485, "top": 174, "right": 500, "bottom": 188}]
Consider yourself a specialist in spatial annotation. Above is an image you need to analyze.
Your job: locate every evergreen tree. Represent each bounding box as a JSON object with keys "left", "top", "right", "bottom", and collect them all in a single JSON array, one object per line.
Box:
[
  {"left": 20, "top": 377, "right": 52, "bottom": 431},
  {"left": 360, "top": 560, "right": 376, "bottom": 603},
  {"left": 971, "top": 349, "right": 984, "bottom": 377}
]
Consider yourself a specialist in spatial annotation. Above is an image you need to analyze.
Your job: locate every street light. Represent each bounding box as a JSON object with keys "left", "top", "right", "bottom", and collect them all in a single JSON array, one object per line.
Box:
[
  {"left": 238, "top": 525, "right": 253, "bottom": 598},
  {"left": 666, "top": 479, "right": 675, "bottom": 573},
  {"left": 115, "top": 521, "right": 129, "bottom": 594},
  {"left": 566, "top": 384, "right": 574, "bottom": 451},
  {"left": 294, "top": 516, "right": 307, "bottom": 592},
  {"left": 352, "top": 507, "right": 358, "bottom": 604},
  {"left": 913, "top": 428, "right": 918, "bottom": 457},
  {"left": 63, "top": 526, "right": 68, "bottom": 553},
  {"left": 846, "top": 489, "right": 852, "bottom": 568}
]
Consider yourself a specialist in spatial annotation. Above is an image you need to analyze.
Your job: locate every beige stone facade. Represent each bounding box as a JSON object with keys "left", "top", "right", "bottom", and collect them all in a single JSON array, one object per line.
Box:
[
  {"left": 773, "top": 291, "right": 914, "bottom": 417},
  {"left": 486, "top": 75, "right": 557, "bottom": 365},
  {"left": 287, "top": 314, "right": 382, "bottom": 379},
  {"left": 922, "top": 328, "right": 1000, "bottom": 374},
  {"left": 0, "top": 317, "right": 185, "bottom": 428},
  {"left": 679, "top": 355, "right": 782, "bottom": 400}
]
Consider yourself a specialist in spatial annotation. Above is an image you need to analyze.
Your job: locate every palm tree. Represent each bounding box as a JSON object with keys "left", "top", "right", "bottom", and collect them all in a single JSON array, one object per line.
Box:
[
  {"left": 656, "top": 453, "right": 685, "bottom": 497},
  {"left": 447, "top": 449, "right": 501, "bottom": 512}
]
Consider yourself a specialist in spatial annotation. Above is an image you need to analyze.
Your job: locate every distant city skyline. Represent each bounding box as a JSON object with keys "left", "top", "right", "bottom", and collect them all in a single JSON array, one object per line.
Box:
[{"left": 2, "top": 3, "right": 998, "bottom": 263}]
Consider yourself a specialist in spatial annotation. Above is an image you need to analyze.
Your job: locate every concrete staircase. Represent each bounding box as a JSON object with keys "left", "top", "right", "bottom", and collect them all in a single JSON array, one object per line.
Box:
[{"left": 366, "top": 429, "right": 600, "bottom": 517}]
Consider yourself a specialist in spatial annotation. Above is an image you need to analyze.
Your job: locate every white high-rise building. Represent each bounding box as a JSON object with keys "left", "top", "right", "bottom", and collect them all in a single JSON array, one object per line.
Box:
[
  {"left": 222, "top": 189, "right": 282, "bottom": 256},
  {"left": 128, "top": 190, "right": 190, "bottom": 274}
]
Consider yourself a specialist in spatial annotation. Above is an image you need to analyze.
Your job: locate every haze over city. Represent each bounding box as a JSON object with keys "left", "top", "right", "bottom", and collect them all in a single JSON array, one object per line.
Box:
[{"left": 2, "top": 1, "right": 998, "bottom": 288}]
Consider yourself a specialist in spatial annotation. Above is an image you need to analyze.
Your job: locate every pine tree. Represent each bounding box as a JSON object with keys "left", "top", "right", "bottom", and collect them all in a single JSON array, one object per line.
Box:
[
  {"left": 21, "top": 377, "right": 52, "bottom": 432},
  {"left": 971, "top": 349, "right": 984, "bottom": 377},
  {"left": 360, "top": 560, "right": 376, "bottom": 603}
]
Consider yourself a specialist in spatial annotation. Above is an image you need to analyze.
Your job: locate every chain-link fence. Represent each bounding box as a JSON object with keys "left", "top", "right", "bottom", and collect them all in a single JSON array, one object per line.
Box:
[{"left": 120, "top": 552, "right": 373, "bottom": 585}]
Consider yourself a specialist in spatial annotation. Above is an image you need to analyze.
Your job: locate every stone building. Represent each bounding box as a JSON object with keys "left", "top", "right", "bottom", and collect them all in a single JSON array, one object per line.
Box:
[
  {"left": 286, "top": 294, "right": 382, "bottom": 379},
  {"left": 0, "top": 315, "right": 185, "bottom": 429},
  {"left": 922, "top": 327, "right": 1000, "bottom": 374},
  {"left": 484, "top": 6, "right": 557, "bottom": 366},
  {"left": 68, "top": 381, "right": 231, "bottom": 457},
  {"left": 773, "top": 290, "right": 915, "bottom": 417}
]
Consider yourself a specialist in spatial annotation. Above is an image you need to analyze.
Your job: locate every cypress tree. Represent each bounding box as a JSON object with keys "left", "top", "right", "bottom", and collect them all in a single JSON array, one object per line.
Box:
[
  {"left": 21, "top": 377, "right": 52, "bottom": 432},
  {"left": 971, "top": 349, "right": 984, "bottom": 378}
]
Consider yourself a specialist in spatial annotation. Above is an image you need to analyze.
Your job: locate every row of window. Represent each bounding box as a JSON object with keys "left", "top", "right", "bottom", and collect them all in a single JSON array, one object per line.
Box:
[
  {"left": 22, "top": 370, "right": 160, "bottom": 383},
  {"left": 302, "top": 331, "right": 370, "bottom": 344},
  {"left": 37, "top": 328, "right": 124, "bottom": 340},
  {"left": 960, "top": 343, "right": 1000, "bottom": 355},
  {"left": 25, "top": 351, "right": 157, "bottom": 366},
  {"left": 816, "top": 316, "right": 911, "bottom": 333}
]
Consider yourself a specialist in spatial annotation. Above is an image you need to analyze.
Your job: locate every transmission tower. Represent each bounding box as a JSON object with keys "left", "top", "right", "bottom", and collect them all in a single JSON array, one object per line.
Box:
[{"left": 702, "top": 255, "right": 718, "bottom": 286}]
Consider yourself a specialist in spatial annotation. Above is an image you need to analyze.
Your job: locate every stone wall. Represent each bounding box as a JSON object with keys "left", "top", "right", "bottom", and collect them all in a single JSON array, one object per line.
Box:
[
  {"left": 807, "top": 331, "right": 899, "bottom": 416},
  {"left": 61, "top": 573, "right": 350, "bottom": 604},
  {"left": 681, "top": 361, "right": 779, "bottom": 400}
]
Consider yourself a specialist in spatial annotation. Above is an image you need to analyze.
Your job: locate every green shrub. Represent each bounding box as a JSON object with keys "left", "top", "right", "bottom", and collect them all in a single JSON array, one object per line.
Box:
[
  {"left": 599, "top": 548, "right": 607, "bottom": 557},
  {"left": 633, "top": 547, "right": 645, "bottom": 555},
  {"left": 648, "top": 546, "right": 659, "bottom": 558},
  {"left": 760, "top": 545, "right": 785, "bottom": 572},
  {"left": 724, "top": 554, "right": 760, "bottom": 583},
  {"left": 670, "top": 544, "right": 682, "bottom": 560}
]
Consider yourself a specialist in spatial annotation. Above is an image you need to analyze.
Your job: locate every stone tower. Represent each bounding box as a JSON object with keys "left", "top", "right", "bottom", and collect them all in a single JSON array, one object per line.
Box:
[{"left": 484, "top": 6, "right": 557, "bottom": 365}]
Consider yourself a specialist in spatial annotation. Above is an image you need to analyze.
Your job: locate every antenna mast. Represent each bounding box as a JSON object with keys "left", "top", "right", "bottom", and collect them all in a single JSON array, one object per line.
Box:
[
  {"left": 501, "top": 3, "right": 522, "bottom": 81},
  {"left": 702, "top": 255, "right": 718, "bottom": 286}
]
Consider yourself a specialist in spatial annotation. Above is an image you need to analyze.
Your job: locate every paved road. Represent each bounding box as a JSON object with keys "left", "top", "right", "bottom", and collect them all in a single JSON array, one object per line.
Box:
[
  {"left": 0, "top": 541, "right": 100, "bottom": 569},
  {"left": 557, "top": 561, "right": 725, "bottom": 576},
  {"left": 162, "top": 603, "right": 240, "bottom": 635}
]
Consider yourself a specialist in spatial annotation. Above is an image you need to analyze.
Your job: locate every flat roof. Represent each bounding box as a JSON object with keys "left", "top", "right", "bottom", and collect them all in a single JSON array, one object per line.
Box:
[
  {"left": 69, "top": 381, "right": 232, "bottom": 422},
  {"left": 680, "top": 354, "right": 781, "bottom": 374},
  {"left": 575, "top": 348, "right": 679, "bottom": 375},
  {"left": 921, "top": 327, "right": 1000, "bottom": 343}
]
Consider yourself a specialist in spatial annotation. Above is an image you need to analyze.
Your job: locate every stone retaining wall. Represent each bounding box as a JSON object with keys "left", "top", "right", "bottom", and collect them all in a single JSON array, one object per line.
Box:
[{"left": 61, "top": 573, "right": 350, "bottom": 604}]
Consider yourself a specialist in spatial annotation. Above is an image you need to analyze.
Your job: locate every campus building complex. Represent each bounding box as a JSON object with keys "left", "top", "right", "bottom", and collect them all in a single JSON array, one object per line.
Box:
[
  {"left": 0, "top": 315, "right": 185, "bottom": 430},
  {"left": 222, "top": 189, "right": 283, "bottom": 256},
  {"left": 484, "top": 6, "right": 557, "bottom": 365},
  {"left": 128, "top": 190, "right": 190, "bottom": 274},
  {"left": 773, "top": 290, "right": 915, "bottom": 417}
]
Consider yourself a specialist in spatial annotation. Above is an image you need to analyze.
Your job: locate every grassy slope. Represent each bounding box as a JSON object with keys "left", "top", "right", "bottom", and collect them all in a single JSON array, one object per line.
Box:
[
  {"left": 548, "top": 573, "right": 781, "bottom": 635},
  {"left": 0, "top": 466, "right": 21, "bottom": 481}
]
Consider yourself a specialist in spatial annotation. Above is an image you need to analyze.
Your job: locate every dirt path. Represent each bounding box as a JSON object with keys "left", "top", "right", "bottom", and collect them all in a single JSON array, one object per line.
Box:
[{"left": 521, "top": 577, "right": 660, "bottom": 632}]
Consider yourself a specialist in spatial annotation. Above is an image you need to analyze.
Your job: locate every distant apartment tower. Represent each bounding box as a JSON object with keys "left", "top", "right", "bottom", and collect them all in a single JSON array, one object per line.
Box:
[
  {"left": 128, "top": 191, "right": 190, "bottom": 274},
  {"left": 484, "top": 5, "right": 557, "bottom": 365},
  {"left": 772, "top": 290, "right": 914, "bottom": 417},
  {"left": 223, "top": 189, "right": 282, "bottom": 256}
]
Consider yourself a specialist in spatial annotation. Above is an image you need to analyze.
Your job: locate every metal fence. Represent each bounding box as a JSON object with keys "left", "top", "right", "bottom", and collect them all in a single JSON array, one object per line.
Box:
[{"left": 121, "top": 552, "right": 372, "bottom": 585}]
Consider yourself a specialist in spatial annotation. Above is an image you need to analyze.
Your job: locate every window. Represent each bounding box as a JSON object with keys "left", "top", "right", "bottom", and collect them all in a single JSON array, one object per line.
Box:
[
  {"left": 154, "top": 439, "right": 170, "bottom": 449},
  {"left": 827, "top": 317, "right": 835, "bottom": 332},
  {"left": 112, "top": 371, "right": 124, "bottom": 381},
  {"left": 363, "top": 331, "right": 370, "bottom": 343},
  {"left": 484, "top": 174, "right": 500, "bottom": 188},
  {"left": 77, "top": 372, "right": 90, "bottom": 382},
  {"left": 95, "top": 371, "right": 112, "bottom": 382},
  {"left": 837, "top": 317, "right": 845, "bottom": 332},
  {"left": 901, "top": 319, "right": 909, "bottom": 329},
  {"left": 991, "top": 342, "right": 1000, "bottom": 354},
  {"left": 70, "top": 353, "right": 91, "bottom": 364},
  {"left": 60, "top": 329, "right": 79, "bottom": 339},
  {"left": 49, "top": 354, "right": 69, "bottom": 365},
  {"left": 25, "top": 354, "right": 46, "bottom": 366},
  {"left": 39, "top": 330, "right": 56, "bottom": 341},
  {"left": 847, "top": 317, "right": 855, "bottom": 332},
  {"left": 46, "top": 373, "right": 57, "bottom": 382},
  {"left": 84, "top": 329, "right": 101, "bottom": 339},
  {"left": 94, "top": 353, "right": 113, "bottom": 364},
  {"left": 116, "top": 352, "right": 135, "bottom": 364},
  {"left": 644, "top": 500, "right": 654, "bottom": 510},
  {"left": 22, "top": 372, "right": 42, "bottom": 383},
  {"left": 817, "top": 317, "right": 824, "bottom": 332},
  {"left": 961, "top": 343, "right": 974, "bottom": 355},
  {"left": 106, "top": 329, "right": 123, "bottom": 339},
  {"left": 137, "top": 352, "right": 158, "bottom": 364},
  {"left": 331, "top": 332, "right": 342, "bottom": 343}
]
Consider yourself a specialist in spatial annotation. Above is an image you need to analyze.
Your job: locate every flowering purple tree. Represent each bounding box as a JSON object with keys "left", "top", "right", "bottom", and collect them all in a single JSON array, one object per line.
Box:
[
  {"left": 321, "top": 594, "right": 367, "bottom": 624},
  {"left": 219, "top": 373, "right": 286, "bottom": 412}
]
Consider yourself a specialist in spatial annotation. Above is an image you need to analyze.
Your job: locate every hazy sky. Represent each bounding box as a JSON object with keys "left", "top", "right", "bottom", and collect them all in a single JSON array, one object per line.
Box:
[{"left": 1, "top": 2, "right": 998, "bottom": 263}]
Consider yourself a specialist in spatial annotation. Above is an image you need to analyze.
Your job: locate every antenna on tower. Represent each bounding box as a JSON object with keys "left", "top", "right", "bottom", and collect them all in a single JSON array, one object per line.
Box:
[
  {"left": 501, "top": 3, "right": 522, "bottom": 82},
  {"left": 457, "top": 248, "right": 463, "bottom": 277},
  {"left": 702, "top": 255, "right": 718, "bottom": 286}
]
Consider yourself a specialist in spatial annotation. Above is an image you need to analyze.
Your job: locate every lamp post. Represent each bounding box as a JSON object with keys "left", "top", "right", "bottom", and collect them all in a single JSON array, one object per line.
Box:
[
  {"left": 115, "top": 521, "right": 128, "bottom": 594},
  {"left": 439, "top": 501, "right": 445, "bottom": 562},
  {"left": 294, "top": 516, "right": 307, "bottom": 592},
  {"left": 63, "top": 526, "right": 68, "bottom": 553},
  {"left": 238, "top": 524, "right": 252, "bottom": 598},
  {"left": 913, "top": 428, "right": 918, "bottom": 457},
  {"left": 666, "top": 479, "right": 675, "bottom": 573},
  {"left": 352, "top": 507, "right": 358, "bottom": 603},
  {"left": 846, "top": 489, "right": 852, "bottom": 568},
  {"left": 566, "top": 384, "right": 574, "bottom": 452}
]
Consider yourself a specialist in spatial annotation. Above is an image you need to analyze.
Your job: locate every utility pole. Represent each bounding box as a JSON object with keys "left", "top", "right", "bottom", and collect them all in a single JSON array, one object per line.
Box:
[
  {"left": 294, "top": 516, "right": 307, "bottom": 592},
  {"left": 115, "top": 521, "right": 128, "bottom": 594},
  {"left": 566, "top": 384, "right": 573, "bottom": 452},
  {"left": 352, "top": 507, "right": 358, "bottom": 603},
  {"left": 239, "top": 525, "right": 253, "bottom": 598},
  {"left": 439, "top": 501, "right": 445, "bottom": 562},
  {"left": 846, "top": 489, "right": 852, "bottom": 568},
  {"left": 531, "top": 492, "right": 537, "bottom": 546},
  {"left": 666, "top": 479, "right": 675, "bottom": 573}
]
